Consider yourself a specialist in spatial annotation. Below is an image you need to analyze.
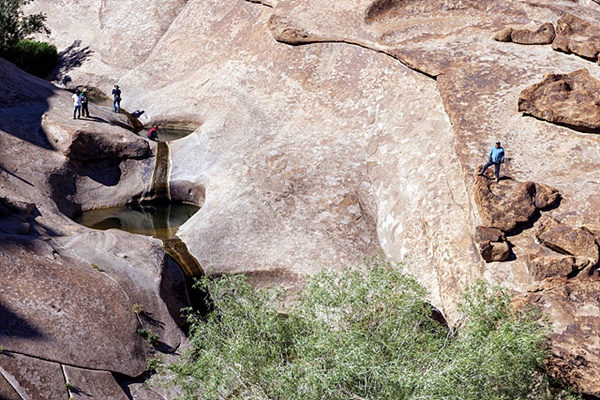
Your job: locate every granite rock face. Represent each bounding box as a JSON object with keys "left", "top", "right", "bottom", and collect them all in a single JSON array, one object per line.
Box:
[
  {"left": 536, "top": 215, "right": 599, "bottom": 264},
  {"left": 553, "top": 13, "right": 600, "bottom": 60},
  {"left": 518, "top": 69, "right": 600, "bottom": 130},
  {"left": 11, "top": 0, "right": 600, "bottom": 396}
]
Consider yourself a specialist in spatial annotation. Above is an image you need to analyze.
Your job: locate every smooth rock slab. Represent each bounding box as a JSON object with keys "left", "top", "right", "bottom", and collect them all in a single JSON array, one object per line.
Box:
[
  {"left": 0, "top": 353, "right": 66, "bottom": 400},
  {"left": 518, "top": 69, "right": 600, "bottom": 130},
  {"left": 64, "top": 366, "right": 128, "bottom": 400}
]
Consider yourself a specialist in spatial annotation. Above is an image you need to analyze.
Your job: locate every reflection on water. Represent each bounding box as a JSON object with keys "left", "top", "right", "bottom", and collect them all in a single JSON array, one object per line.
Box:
[
  {"left": 74, "top": 202, "right": 200, "bottom": 239},
  {"left": 136, "top": 127, "right": 194, "bottom": 142}
]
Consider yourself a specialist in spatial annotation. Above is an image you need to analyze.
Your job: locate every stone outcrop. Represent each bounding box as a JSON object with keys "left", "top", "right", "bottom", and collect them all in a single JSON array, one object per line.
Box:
[
  {"left": 553, "top": 13, "right": 600, "bottom": 61},
  {"left": 474, "top": 226, "right": 510, "bottom": 262},
  {"left": 521, "top": 281, "right": 600, "bottom": 396},
  {"left": 494, "top": 23, "right": 555, "bottom": 45},
  {"left": 536, "top": 215, "right": 599, "bottom": 264},
  {"left": 526, "top": 255, "right": 591, "bottom": 282},
  {"left": 14, "top": 0, "right": 600, "bottom": 396},
  {"left": 473, "top": 170, "right": 537, "bottom": 232},
  {"left": 518, "top": 69, "right": 600, "bottom": 130}
]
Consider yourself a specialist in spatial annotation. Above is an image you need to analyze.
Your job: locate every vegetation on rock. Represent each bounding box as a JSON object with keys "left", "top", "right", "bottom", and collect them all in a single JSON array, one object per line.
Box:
[
  {"left": 163, "top": 260, "right": 578, "bottom": 400},
  {"left": 0, "top": 0, "right": 56, "bottom": 77}
]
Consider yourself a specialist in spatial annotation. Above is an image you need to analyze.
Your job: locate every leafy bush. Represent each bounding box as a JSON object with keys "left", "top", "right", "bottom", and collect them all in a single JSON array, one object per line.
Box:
[
  {"left": 0, "top": 0, "right": 50, "bottom": 51},
  {"left": 1, "top": 39, "right": 57, "bottom": 78},
  {"left": 166, "top": 260, "right": 579, "bottom": 400}
]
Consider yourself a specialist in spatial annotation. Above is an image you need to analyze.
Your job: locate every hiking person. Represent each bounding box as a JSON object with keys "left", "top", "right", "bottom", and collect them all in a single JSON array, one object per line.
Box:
[
  {"left": 72, "top": 89, "right": 82, "bottom": 119},
  {"left": 80, "top": 88, "right": 90, "bottom": 117},
  {"left": 147, "top": 125, "right": 159, "bottom": 141},
  {"left": 478, "top": 141, "right": 505, "bottom": 182},
  {"left": 112, "top": 84, "right": 122, "bottom": 113}
]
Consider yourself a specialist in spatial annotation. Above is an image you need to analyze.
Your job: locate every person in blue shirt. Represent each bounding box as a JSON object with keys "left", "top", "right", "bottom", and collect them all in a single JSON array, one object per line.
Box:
[
  {"left": 478, "top": 141, "right": 505, "bottom": 182},
  {"left": 112, "top": 84, "right": 122, "bottom": 113}
]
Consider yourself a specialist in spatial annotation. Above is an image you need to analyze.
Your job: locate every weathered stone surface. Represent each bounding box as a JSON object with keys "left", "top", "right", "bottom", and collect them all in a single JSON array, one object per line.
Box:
[
  {"left": 480, "top": 240, "right": 510, "bottom": 262},
  {"left": 0, "top": 353, "right": 66, "bottom": 400},
  {"left": 63, "top": 366, "right": 128, "bottom": 400},
  {"left": 0, "top": 374, "right": 20, "bottom": 400},
  {"left": 474, "top": 226, "right": 505, "bottom": 243},
  {"left": 526, "top": 255, "right": 591, "bottom": 281},
  {"left": 518, "top": 69, "right": 600, "bottom": 130},
  {"left": 473, "top": 171, "right": 537, "bottom": 232},
  {"left": 536, "top": 215, "right": 599, "bottom": 264},
  {"left": 552, "top": 13, "right": 600, "bottom": 60},
  {"left": 522, "top": 281, "right": 600, "bottom": 396},
  {"left": 534, "top": 182, "right": 560, "bottom": 209},
  {"left": 17, "top": 0, "right": 600, "bottom": 396},
  {"left": 495, "top": 23, "right": 556, "bottom": 45}
]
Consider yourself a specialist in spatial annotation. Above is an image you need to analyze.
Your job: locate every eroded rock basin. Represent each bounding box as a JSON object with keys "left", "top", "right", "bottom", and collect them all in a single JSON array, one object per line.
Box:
[{"left": 73, "top": 201, "right": 200, "bottom": 239}]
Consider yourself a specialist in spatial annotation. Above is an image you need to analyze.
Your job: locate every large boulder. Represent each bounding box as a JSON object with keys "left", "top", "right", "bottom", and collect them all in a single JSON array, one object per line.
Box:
[
  {"left": 518, "top": 69, "right": 600, "bottom": 130},
  {"left": 536, "top": 215, "right": 599, "bottom": 264},
  {"left": 494, "top": 23, "right": 555, "bottom": 45},
  {"left": 526, "top": 255, "right": 591, "bottom": 282},
  {"left": 473, "top": 171, "right": 537, "bottom": 232},
  {"left": 552, "top": 13, "right": 600, "bottom": 61}
]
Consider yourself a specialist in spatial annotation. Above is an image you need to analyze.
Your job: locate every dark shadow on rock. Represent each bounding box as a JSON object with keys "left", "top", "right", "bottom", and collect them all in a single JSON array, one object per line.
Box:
[
  {"left": 130, "top": 110, "right": 145, "bottom": 118},
  {"left": 154, "top": 340, "right": 176, "bottom": 354},
  {"left": 48, "top": 40, "right": 94, "bottom": 86},
  {"left": 48, "top": 169, "right": 80, "bottom": 218},
  {"left": 506, "top": 209, "right": 543, "bottom": 238},
  {"left": 0, "top": 301, "right": 45, "bottom": 339},
  {"left": 68, "top": 159, "right": 122, "bottom": 187},
  {"left": 0, "top": 104, "right": 55, "bottom": 150},
  {"left": 522, "top": 113, "right": 600, "bottom": 135},
  {"left": 140, "top": 312, "right": 165, "bottom": 330},
  {"left": 69, "top": 385, "right": 91, "bottom": 397},
  {"left": 81, "top": 116, "right": 110, "bottom": 124}
]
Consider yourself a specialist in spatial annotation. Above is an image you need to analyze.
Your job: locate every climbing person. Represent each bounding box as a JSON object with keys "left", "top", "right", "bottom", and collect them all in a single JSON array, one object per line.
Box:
[
  {"left": 147, "top": 125, "right": 159, "bottom": 141},
  {"left": 478, "top": 141, "right": 505, "bottom": 182},
  {"left": 72, "top": 89, "right": 82, "bottom": 119},
  {"left": 80, "top": 88, "right": 90, "bottom": 118},
  {"left": 112, "top": 84, "right": 122, "bottom": 113}
]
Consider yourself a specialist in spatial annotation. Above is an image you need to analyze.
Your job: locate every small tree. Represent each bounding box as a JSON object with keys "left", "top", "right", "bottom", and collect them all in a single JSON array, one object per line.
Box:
[{"left": 0, "top": 0, "right": 50, "bottom": 51}]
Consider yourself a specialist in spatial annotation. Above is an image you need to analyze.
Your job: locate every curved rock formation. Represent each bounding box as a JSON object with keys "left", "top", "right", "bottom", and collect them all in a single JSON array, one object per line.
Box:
[
  {"left": 494, "top": 23, "right": 556, "bottom": 45},
  {"left": 9, "top": 0, "right": 600, "bottom": 396}
]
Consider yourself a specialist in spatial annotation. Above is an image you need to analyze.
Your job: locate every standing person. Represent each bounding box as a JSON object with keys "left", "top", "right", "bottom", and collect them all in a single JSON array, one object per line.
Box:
[
  {"left": 147, "top": 125, "right": 159, "bottom": 141},
  {"left": 72, "top": 89, "right": 82, "bottom": 119},
  {"left": 112, "top": 84, "right": 122, "bottom": 113},
  {"left": 478, "top": 141, "right": 505, "bottom": 182},
  {"left": 80, "top": 88, "right": 90, "bottom": 117}
]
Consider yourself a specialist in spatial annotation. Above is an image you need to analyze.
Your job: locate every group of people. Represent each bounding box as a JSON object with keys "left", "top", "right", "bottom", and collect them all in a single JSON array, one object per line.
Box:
[
  {"left": 71, "top": 88, "right": 90, "bottom": 119},
  {"left": 71, "top": 84, "right": 160, "bottom": 141}
]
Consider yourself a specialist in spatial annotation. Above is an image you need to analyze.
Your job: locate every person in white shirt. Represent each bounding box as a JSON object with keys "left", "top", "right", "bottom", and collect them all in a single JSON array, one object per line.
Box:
[{"left": 72, "top": 89, "right": 82, "bottom": 119}]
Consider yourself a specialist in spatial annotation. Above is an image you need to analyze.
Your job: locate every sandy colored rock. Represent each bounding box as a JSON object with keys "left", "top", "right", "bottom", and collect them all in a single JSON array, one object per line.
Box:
[
  {"left": 536, "top": 215, "right": 599, "bottom": 264},
  {"left": 63, "top": 366, "right": 128, "bottom": 400},
  {"left": 534, "top": 182, "right": 560, "bottom": 209},
  {"left": 474, "top": 226, "right": 505, "bottom": 243},
  {"left": 496, "top": 23, "right": 556, "bottom": 45},
  {"left": 552, "top": 13, "right": 600, "bottom": 60},
  {"left": 526, "top": 255, "right": 591, "bottom": 281},
  {"left": 525, "top": 281, "right": 600, "bottom": 397},
  {"left": 473, "top": 171, "right": 536, "bottom": 232},
  {"left": 518, "top": 69, "right": 600, "bottom": 130},
  {"left": 480, "top": 240, "right": 510, "bottom": 262}
]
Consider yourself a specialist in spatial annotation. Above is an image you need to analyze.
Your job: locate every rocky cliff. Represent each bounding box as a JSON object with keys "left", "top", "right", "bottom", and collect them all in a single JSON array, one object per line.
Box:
[{"left": 2, "top": 0, "right": 600, "bottom": 396}]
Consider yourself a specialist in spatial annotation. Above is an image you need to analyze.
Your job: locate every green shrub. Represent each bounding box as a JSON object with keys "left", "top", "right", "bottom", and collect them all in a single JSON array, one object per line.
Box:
[
  {"left": 1, "top": 39, "right": 57, "bottom": 78},
  {"left": 166, "top": 260, "right": 578, "bottom": 400},
  {"left": 0, "top": 0, "right": 50, "bottom": 51},
  {"left": 137, "top": 328, "right": 160, "bottom": 348}
]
